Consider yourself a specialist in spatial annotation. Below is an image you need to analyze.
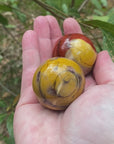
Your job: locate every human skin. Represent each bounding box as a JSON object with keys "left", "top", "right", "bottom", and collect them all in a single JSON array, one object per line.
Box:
[{"left": 13, "top": 15, "right": 114, "bottom": 144}]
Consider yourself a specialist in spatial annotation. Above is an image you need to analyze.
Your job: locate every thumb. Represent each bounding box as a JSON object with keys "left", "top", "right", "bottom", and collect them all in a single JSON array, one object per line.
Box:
[{"left": 93, "top": 50, "right": 114, "bottom": 85}]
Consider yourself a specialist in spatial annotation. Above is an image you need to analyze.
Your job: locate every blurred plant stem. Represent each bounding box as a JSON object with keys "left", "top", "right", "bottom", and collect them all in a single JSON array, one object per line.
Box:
[
  {"left": 32, "top": 0, "right": 95, "bottom": 30},
  {"left": 0, "top": 81, "right": 17, "bottom": 97},
  {"left": 33, "top": 0, "right": 68, "bottom": 20},
  {"left": 78, "top": 0, "right": 89, "bottom": 12},
  {"left": 71, "top": 0, "right": 75, "bottom": 8}
]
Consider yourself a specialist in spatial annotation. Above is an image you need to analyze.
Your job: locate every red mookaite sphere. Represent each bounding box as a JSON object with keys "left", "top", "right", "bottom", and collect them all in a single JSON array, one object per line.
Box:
[{"left": 53, "top": 33, "right": 97, "bottom": 75}]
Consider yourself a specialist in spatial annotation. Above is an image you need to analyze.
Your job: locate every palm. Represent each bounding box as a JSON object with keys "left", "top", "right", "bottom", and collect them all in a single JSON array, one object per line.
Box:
[{"left": 14, "top": 16, "right": 114, "bottom": 144}]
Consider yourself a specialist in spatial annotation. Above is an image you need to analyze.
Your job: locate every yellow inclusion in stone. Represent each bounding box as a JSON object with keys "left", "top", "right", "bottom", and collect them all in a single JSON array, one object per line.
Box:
[{"left": 65, "top": 39, "right": 97, "bottom": 68}]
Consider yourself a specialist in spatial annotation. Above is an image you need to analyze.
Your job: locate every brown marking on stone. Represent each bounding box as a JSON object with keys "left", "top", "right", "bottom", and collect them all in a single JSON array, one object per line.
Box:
[
  {"left": 37, "top": 71, "right": 40, "bottom": 83},
  {"left": 67, "top": 66, "right": 82, "bottom": 89},
  {"left": 47, "top": 87, "right": 57, "bottom": 96}
]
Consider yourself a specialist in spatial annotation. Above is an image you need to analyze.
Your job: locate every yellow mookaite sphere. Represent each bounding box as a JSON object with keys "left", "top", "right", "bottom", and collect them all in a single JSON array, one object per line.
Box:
[
  {"left": 32, "top": 57, "right": 85, "bottom": 110},
  {"left": 65, "top": 39, "right": 97, "bottom": 75}
]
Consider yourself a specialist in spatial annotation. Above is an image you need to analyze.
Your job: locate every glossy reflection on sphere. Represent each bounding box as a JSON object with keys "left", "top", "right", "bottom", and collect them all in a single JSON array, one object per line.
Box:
[{"left": 32, "top": 57, "right": 85, "bottom": 110}]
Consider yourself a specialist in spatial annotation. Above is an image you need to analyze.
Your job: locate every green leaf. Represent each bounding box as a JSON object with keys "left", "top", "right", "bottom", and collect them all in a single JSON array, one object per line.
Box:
[
  {"left": 0, "top": 14, "right": 8, "bottom": 25},
  {"left": 83, "top": 20, "right": 114, "bottom": 36},
  {"left": 13, "top": 11, "right": 26, "bottom": 23},
  {"left": 5, "top": 24, "right": 16, "bottom": 29},
  {"left": 46, "top": 0, "right": 63, "bottom": 10},
  {"left": 108, "top": 8, "right": 114, "bottom": 24},
  {"left": 0, "top": 100, "right": 6, "bottom": 108},
  {"left": 92, "top": 15, "right": 109, "bottom": 22},
  {"left": 6, "top": 112, "right": 14, "bottom": 137},
  {"left": 94, "top": 9, "right": 103, "bottom": 16},
  {"left": 93, "top": 8, "right": 114, "bottom": 24},
  {"left": 108, "top": 13, "right": 114, "bottom": 24},
  {"left": 0, "top": 55, "right": 3, "bottom": 62},
  {"left": 0, "top": 113, "right": 7, "bottom": 124},
  {"left": 100, "top": 0, "right": 107, "bottom": 7},
  {"left": 4, "top": 136, "right": 15, "bottom": 144},
  {"left": 69, "top": 7, "right": 80, "bottom": 18},
  {"left": 62, "top": 3, "right": 68, "bottom": 14},
  {"left": 0, "top": 4, "right": 12, "bottom": 12},
  {"left": 108, "top": 8, "right": 114, "bottom": 15},
  {"left": 91, "top": 0, "right": 102, "bottom": 9},
  {"left": 102, "top": 30, "right": 114, "bottom": 57},
  {"left": 9, "top": 0, "right": 17, "bottom": 3},
  {"left": 6, "top": 112, "right": 15, "bottom": 144}
]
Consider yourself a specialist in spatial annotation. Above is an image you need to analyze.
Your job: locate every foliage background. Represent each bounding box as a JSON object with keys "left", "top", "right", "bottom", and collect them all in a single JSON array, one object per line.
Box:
[{"left": 0, "top": 0, "right": 114, "bottom": 143}]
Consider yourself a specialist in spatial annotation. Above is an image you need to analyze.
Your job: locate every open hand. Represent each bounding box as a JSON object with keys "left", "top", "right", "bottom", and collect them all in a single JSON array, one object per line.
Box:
[{"left": 14, "top": 16, "right": 114, "bottom": 144}]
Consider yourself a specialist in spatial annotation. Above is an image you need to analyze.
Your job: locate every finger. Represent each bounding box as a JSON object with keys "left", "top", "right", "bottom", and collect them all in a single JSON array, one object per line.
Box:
[
  {"left": 63, "top": 18, "right": 82, "bottom": 35},
  {"left": 93, "top": 50, "right": 114, "bottom": 85},
  {"left": 21, "top": 30, "right": 40, "bottom": 94},
  {"left": 85, "top": 74, "right": 96, "bottom": 91},
  {"left": 34, "top": 16, "right": 52, "bottom": 63},
  {"left": 46, "top": 15, "right": 62, "bottom": 49}
]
